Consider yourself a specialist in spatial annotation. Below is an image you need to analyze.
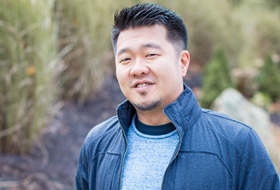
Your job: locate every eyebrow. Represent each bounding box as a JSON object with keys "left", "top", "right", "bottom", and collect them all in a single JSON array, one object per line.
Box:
[
  {"left": 142, "top": 43, "right": 161, "bottom": 49},
  {"left": 117, "top": 48, "right": 130, "bottom": 56},
  {"left": 116, "top": 43, "right": 162, "bottom": 56}
]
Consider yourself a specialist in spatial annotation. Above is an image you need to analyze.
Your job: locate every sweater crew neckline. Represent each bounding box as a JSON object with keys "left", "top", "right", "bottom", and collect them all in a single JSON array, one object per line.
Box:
[{"left": 135, "top": 115, "right": 176, "bottom": 136}]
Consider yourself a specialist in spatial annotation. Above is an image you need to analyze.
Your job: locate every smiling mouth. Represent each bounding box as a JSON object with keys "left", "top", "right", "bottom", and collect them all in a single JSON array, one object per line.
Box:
[{"left": 136, "top": 83, "right": 153, "bottom": 88}]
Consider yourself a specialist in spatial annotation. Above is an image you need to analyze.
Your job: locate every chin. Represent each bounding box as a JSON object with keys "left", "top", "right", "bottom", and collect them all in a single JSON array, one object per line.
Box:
[{"left": 132, "top": 99, "right": 162, "bottom": 112}]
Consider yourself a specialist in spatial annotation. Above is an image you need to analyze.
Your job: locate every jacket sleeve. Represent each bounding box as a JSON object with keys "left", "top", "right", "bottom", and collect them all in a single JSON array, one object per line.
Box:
[
  {"left": 76, "top": 142, "right": 89, "bottom": 190},
  {"left": 237, "top": 128, "right": 280, "bottom": 189}
]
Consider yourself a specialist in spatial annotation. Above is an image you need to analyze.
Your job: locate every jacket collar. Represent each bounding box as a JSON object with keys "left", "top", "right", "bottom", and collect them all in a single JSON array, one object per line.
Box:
[{"left": 116, "top": 83, "right": 202, "bottom": 136}]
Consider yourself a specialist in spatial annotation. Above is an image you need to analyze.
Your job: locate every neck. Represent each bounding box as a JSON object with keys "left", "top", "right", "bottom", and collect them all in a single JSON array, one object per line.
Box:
[{"left": 136, "top": 109, "right": 170, "bottom": 126}]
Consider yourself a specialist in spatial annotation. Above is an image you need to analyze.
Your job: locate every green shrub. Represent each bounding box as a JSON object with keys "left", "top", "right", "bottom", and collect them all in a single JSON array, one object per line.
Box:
[
  {"left": 251, "top": 92, "right": 272, "bottom": 110},
  {"left": 200, "top": 47, "right": 234, "bottom": 108},
  {"left": 257, "top": 54, "right": 280, "bottom": 102},
  {"left": 228, "top": 0, "right": 243, "bottom": 7},
  {"left": 0, "top": 0, "right": 58, "bottom": 154}
]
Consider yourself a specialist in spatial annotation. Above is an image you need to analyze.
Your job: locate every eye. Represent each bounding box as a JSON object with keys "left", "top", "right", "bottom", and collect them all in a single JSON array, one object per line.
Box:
[
  {"left": 120, "top": 58, "right": 131, "bottom": 63},
  {"left": 146, "top": 54, "right": 157, "bottom": 57}
]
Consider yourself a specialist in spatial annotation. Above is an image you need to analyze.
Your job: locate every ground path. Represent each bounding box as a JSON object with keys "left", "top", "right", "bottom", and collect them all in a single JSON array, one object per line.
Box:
[{"left": 0, "top": 75, "right": 125, "bottom": 190}]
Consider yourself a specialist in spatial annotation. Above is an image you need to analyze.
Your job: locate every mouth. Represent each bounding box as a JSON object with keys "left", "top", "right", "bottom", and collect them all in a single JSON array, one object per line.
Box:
[{"left": 135, "top": 83, "right": 153, "bottom": 88}]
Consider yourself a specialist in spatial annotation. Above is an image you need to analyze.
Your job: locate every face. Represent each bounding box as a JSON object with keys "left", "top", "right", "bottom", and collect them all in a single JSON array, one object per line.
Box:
[{"left": 115, "top": 25, "right": 189, "bottom": 113}]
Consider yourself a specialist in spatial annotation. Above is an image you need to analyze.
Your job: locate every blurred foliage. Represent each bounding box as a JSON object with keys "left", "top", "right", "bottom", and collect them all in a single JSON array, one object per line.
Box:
[
  {"left": 257, "top": 54, "right": 280, "bottom": 102},
  {"left": 232, "top": 1, "right": 280, "bottom": 69},
  {"left": 165, "top": 0, "right": 242, "bottom": 66},
  {"left": 233, "top": 68, "right": 258, "bottom": 99},
  {"left": 0, "top": 0, "right": 58, "bottom": 154},
  {"left": 251, "top": 92, "right": 272, "bottom": 110},
  {"left": 200, "top": 47, "right": 234, "bottom": 109},
  {"left": 1, "top": 0, "right": 280, "bottom": 154},
  {"left": 55, "top": 0, "right": 115, "bottom": 104},
  {"left": 228, "top": 0, "right": 243, "bottom": 6}
]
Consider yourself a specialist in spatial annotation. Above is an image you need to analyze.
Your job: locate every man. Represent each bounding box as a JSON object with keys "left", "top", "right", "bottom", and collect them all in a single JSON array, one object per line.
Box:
[{"left": 76, "top": 3, "right": 279, "bottom": 189}]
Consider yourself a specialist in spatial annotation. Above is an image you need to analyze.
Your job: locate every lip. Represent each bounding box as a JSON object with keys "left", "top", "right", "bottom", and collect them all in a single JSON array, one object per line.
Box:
[{"left": 132, "top": 80, "right": 155, "bottom": 88}]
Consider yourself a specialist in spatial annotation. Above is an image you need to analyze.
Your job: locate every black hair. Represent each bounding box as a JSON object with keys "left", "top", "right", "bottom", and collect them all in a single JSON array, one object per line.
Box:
[{"left": 111, "top": 3, "right": 188, "bottom": 53}]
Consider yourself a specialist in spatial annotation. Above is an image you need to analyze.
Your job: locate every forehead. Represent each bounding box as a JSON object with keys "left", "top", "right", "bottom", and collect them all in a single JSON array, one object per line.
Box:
[{"left": 116, "top": 25, "right": 170, "bottom": 53}]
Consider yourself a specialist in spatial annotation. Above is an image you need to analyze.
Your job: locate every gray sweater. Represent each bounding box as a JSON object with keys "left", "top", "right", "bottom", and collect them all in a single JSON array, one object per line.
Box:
[{"left": 121, "top": 115, "right": 179, "bottom": 190}]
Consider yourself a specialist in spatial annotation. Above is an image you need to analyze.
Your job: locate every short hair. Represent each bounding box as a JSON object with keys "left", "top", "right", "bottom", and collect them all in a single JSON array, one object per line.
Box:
[{"left": 111, "top": 3, "right": 188, "bottom": 54}]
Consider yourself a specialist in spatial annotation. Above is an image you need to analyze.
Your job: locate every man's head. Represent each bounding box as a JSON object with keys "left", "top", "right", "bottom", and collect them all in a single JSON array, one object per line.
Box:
[
  {"left": 111, "top": 3, "right": 188, "bottom": 55},
  {"left": 113, "top": 4, "right": 190, "bottom": 122}
]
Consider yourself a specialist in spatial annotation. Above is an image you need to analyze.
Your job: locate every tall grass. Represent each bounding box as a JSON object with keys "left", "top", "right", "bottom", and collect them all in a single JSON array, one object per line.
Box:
[
  {"left": 0, "top": 0, "right": 58, "bottom": 154},
  {"left": 55, "top": 0, "right": 116, "bottom": 104}
]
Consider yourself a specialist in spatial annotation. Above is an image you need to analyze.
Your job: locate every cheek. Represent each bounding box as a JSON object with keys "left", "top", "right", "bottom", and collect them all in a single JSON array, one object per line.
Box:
[
  {"left": 154, "top": 62, "right": 179, "bottom": 78},
  {"left": 116, "top": 69, "right": 128, "bottom": 88},
  {"left": 116, "top": 67, "right": 123, "bottom": 79}
]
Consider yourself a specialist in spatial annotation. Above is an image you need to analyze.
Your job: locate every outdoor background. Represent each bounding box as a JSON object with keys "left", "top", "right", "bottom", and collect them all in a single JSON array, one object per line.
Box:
[{"left": 1, "top": 0, "right": 280, "bottom": 189}]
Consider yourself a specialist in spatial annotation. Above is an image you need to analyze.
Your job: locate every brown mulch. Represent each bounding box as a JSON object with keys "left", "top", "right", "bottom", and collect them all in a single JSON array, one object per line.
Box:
[{"left": 0, "top": 75, "right": 125, "bottom": 190}]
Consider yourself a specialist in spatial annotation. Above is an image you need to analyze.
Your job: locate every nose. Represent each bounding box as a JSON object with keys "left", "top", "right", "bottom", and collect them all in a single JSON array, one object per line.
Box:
[{"left": 130, "top": 58, "right": 150, "bottom": 77}]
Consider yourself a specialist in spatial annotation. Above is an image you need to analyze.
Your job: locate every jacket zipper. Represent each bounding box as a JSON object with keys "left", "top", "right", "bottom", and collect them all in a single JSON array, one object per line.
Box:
[
  {"left": 117, "top": 114, "right": 128, "bottom": 190},
  {"left": 160, "top": 110, "right": 182, "bottom": 190}
]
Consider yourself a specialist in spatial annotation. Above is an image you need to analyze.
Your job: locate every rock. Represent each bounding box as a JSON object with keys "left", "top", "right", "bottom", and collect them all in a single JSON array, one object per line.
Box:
[{"left": 211, "top": 88, "right": 280, "bottom": 173}]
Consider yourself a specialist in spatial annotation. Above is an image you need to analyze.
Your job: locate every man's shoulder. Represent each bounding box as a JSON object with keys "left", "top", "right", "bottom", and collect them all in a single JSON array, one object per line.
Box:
[
  {"left": 83, "top": 116, "right": 121, "bottom": 145},
  {"left": 201, "top": 108, "right": 252, "bottom": 132},
  {"left": 198, "top": 108, "right": 253, "bottom": 150}
]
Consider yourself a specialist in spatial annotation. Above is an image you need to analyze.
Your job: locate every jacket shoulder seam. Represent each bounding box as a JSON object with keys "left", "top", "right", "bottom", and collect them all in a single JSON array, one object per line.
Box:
[
  {"left": 202, "top": 110, "right": 251, "bottom": 129},
  {"left": 202, "top": 111, "right": 251, "bottom": 155}
]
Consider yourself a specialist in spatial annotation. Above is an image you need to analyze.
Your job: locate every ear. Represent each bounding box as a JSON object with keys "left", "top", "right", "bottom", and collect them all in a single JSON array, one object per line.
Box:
[{"left": 179, "top": 50, "right": 190, "bottom": 77}]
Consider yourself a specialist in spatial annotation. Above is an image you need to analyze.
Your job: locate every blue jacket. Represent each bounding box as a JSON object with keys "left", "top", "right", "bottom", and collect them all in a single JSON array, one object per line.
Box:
[{"left": 76, "top": 85, "right": 280, "bottom": 189}]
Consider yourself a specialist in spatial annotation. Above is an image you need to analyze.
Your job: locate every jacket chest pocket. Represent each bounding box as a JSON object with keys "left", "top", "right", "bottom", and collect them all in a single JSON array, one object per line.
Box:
[
  {"left": 89, "top": 153, "right": 121, "bottom": 190},
  {"left": 164, "top": 152, "right": 235, "bottom": 190}
]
